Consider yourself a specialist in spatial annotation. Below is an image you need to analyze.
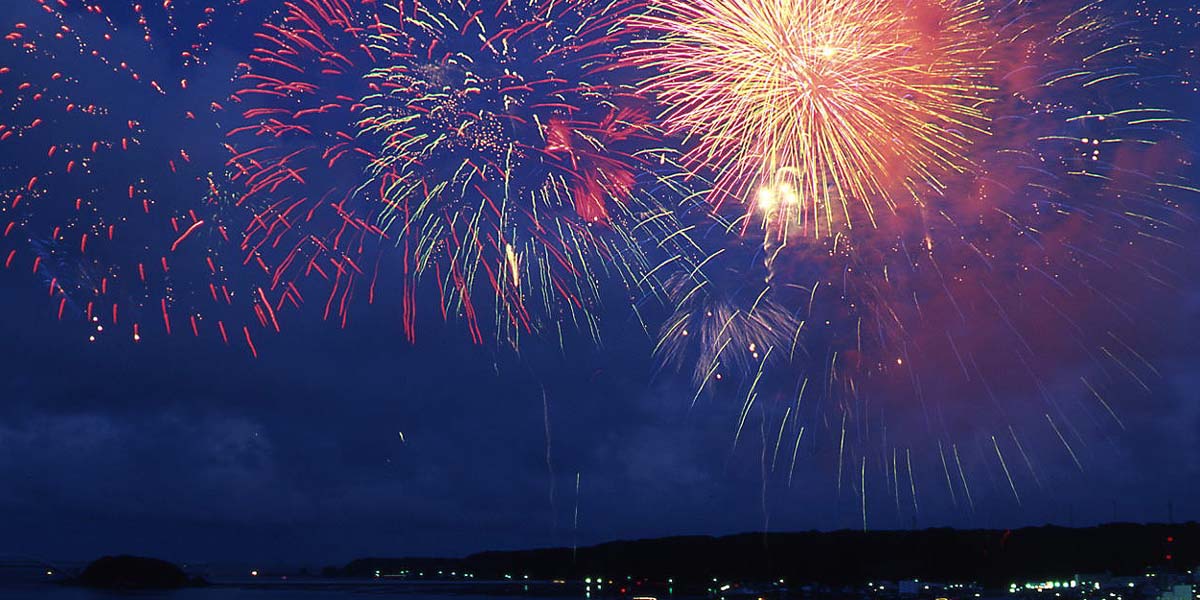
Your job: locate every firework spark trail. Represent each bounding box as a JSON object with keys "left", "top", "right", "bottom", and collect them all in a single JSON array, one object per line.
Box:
[
  {"left": 906, "top": 448, "right": 918, "bottom": 516},
  {"left": 542, "top": 388, "right": 557, "bottom": 534},
  {"left": 992, "top": 435, "right": 1020, "bottom": 505},
  {"left": 954, "top": 444, "right": 974, "bottom": 512},
  {"left": 938, "top": 440, "right": 958, "bottom": 508},
  {"left": 787, "top": 425, "right": 805, "bottom": 488},
  {"left": 861, "top": 456, "right": 867, "bottom": 531},
  {"left": 572, "top": 471, "right": 581, "bottom": 561},
  {"left": 771, "top": 405, "right": 791, "bottom": 472}
]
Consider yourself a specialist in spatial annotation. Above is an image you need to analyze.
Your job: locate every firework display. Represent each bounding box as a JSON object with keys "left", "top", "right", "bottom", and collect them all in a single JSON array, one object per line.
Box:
[
  {"left": 626, "top": 0, "right": 995, "bottom": 238},
  {"left": 224, "top": 0, "right": 387, "bottom": 339},
  {"left": 0, "top": 0, "right": 272, "bottom": 352},
  {"left": 1, "top": 0, "right": 1196, "bottom": 519},
  {"left": 640, "top": 0, "right": 1196, "bottom": 511},
  {"left": 357, "top": 0, "right": 691, "bottom": 346},
  {"left": 226, "top": 0, "right": 698, "bottom": 347}
]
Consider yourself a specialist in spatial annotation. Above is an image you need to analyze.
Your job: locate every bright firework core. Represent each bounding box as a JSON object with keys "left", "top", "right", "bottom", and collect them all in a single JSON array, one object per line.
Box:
[{"left": 629, "top": 0, "right": 993, "bottom": 238}]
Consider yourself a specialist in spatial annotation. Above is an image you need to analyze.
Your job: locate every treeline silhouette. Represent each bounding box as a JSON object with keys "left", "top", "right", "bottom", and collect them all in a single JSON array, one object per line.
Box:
[{"left": 329, "top": 523, "right": 1197, "bottom": 586}]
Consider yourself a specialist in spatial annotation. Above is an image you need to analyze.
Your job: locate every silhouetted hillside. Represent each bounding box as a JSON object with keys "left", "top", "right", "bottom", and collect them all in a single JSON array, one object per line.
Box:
[{"left": 334, "top": 522, "right": 1198, "bottom": 585}]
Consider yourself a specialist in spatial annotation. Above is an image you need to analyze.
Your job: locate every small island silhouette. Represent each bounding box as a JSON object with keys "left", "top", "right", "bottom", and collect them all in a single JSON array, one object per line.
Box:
[{"left": 69, "top": 555, "right": 206, "bottom": 589}]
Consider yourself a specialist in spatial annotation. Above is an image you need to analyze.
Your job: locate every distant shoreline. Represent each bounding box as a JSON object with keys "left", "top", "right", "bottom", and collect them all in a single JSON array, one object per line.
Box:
[{"left": 324, "top": 522, "right": 1198, "bottom": 586}]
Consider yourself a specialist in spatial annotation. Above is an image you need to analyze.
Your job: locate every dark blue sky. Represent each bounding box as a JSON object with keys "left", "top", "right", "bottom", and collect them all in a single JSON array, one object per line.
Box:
[
  {"left": 0, "top": 263, "right": 1197, "bottom": 566},
  {"left": 0, "top": 0, "right": 1198, "bottom": 567}
]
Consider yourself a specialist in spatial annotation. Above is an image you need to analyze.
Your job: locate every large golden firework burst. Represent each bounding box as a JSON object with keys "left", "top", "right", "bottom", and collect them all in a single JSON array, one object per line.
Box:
[{"left": 627, "top": 0, "right": 996, "bottom": 239}]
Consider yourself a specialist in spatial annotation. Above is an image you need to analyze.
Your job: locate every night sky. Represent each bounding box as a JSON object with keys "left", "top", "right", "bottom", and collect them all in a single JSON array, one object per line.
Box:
[{"left": 0, "top": 0, "right": 1198, "bottom": 568}]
